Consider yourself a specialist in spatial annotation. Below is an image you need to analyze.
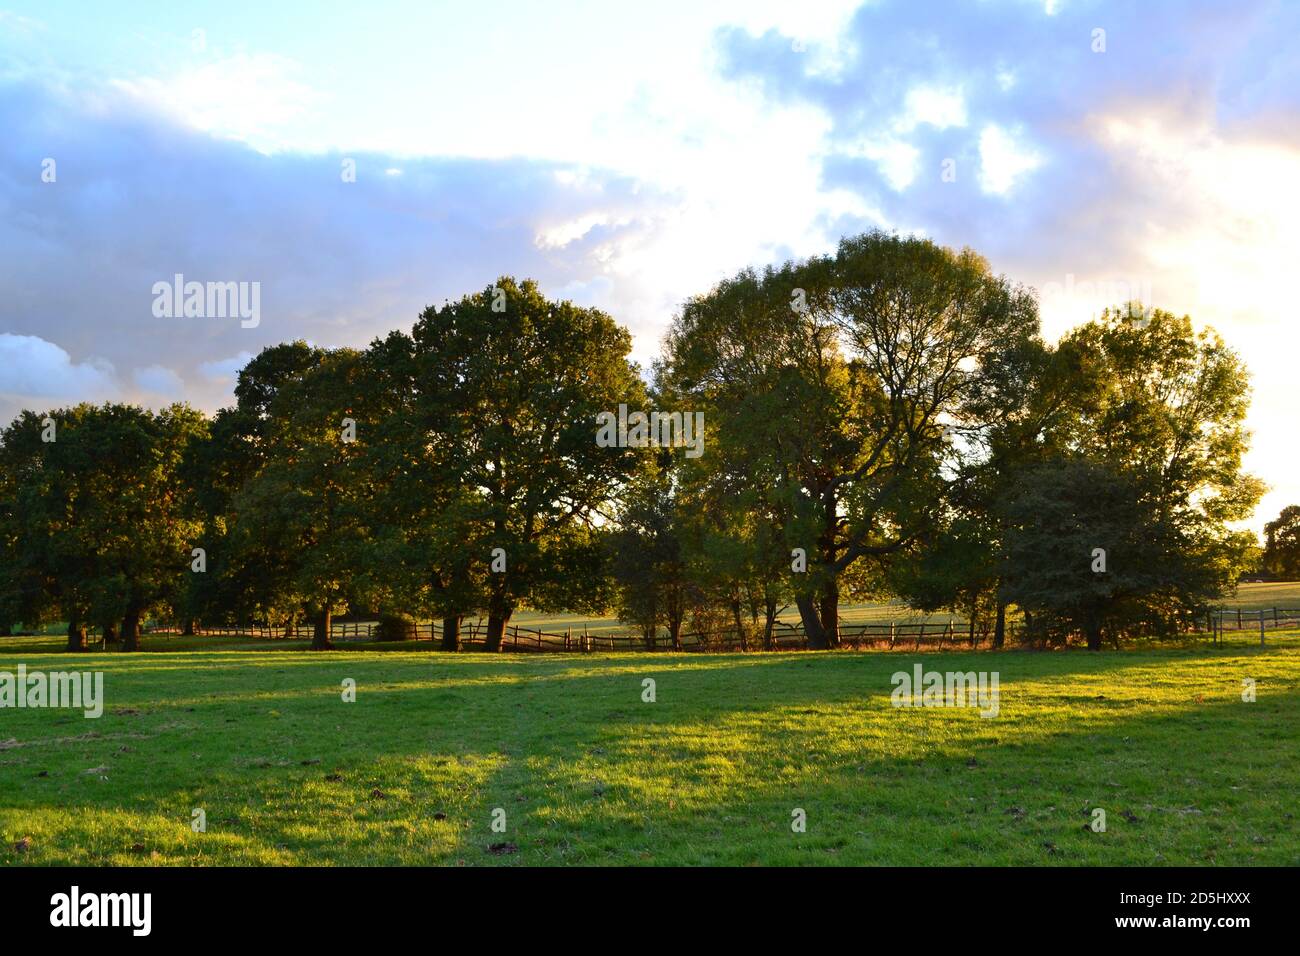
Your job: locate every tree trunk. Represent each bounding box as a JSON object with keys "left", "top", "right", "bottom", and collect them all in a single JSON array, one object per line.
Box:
[
  {"left": 66, "top": 618, "right": 87, "bottom": 652},
  {"left": 669, "top": 612, "right": 682, "bottom": 651},
  {"left": 763, "top": 598, "right": 777, "bottom": 651},
  {"left": 483, "top": 576, "right": 510, "bottom": 652},
  {"left": 993, "top": 601, "right": 1006, "bottom": 649},
  {"left": 102, "top": 621, "right": 118, "bottom": 644},
  {"left": 121, "top": 607, "right": 141, "bottom": 652},
  {"left": 819, "top": 579, "right": 840, "bottom": 648},
  {"left": 812, "top": 487, "right": 841, "bottom": 648},
  {"left": 484, "top": 613, "right": 509, "bottom": 651},
  {"left": 797, "top": 594, "right": 829, "bottom": 649},
  {"left": 0, "top": 622, "right": 11, "bottom": 637},
  {"left": 312, "top": 606, "right": 333, "bottom": 650},
  {"left": 183, "top": 619, "right": 196, "bottom": 637},
  {"left": 731, "top": 596, "right": 747, "bottom": 652},
  {"left": 1085, "top": 620, "right": 1102, "bottom": 651},
  {"left": 484, "top": 585, "right": 511, "bottom": 652},
  {"left": 441, "top": 614, "right": 461, "bottom": 652}
]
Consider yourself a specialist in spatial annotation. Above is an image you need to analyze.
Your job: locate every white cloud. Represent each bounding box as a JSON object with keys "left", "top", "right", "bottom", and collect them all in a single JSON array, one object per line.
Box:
[
  {"left": 895, "top": 85, "right": 967, "bottom": 133},
  {"left": 197, "top": 352, "right": 255, "bottom": 385},
  {"left": 111, "top": 53, "right": 319, "bottom": 153},
  {"left": 0, "top": 333, "right": 117, "bottom": 402},
  {"left": 535, "top": 213, "right": 613, "bottom": 250},
  {"left": 977, "top": 123, "right": 1042, "bottom": 195},
  {"left": 848, "top": 137, "right": 922, "bottom": 191},
  {"left": 132, "top": 364, "right": 185, "bottom": 398}
]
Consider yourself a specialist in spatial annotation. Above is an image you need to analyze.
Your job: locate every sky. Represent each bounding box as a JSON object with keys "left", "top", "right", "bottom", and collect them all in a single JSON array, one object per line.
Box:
[{"left": 0, "top": 0, "right": 1297, "bottom": 533}]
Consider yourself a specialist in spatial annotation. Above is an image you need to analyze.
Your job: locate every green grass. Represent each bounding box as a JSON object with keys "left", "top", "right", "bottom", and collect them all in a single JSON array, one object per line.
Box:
[
  {"left": 1219, "top": 580, "right": 1300, "bottom": 611},
  {"left": 2, "top": 640, "right": 1298, "bottom": 866}
]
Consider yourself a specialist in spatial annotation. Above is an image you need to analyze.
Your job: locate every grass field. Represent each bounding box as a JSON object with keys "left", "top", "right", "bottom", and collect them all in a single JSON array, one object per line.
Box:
[{"left": 2, "top": 638, "right": 1298, "bottom": 866}]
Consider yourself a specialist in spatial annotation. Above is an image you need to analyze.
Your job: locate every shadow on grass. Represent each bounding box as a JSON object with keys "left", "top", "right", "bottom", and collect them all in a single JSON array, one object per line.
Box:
[{"left": 1, "top": 647, "right": 1297, "bottom": 865}]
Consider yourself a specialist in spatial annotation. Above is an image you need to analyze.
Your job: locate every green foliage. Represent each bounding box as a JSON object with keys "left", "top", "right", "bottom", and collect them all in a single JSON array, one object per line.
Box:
[
  {"left": 1002, "top": 458, "right": 1214, "bottom": 648},
  {"left": 0, "top": 404, "right": 206, "bottom": 649},
  {"left": 1263, "top": 506, "right": 1300, "bottom": 579},
  {"left": 662, "top": 230, "right": 1039, "bottom": 647},
  {"left": 408, "top": 277, "right": 645, "bottom": 646},
  {"left": 227, "top": 349, "right": 375, "bottom": 647},
  {"left": 607, "top": 464, "right": 688, "bottom": 647},
  {"left": 0, "top": 252, "right": 1271, "bottom": 654}
]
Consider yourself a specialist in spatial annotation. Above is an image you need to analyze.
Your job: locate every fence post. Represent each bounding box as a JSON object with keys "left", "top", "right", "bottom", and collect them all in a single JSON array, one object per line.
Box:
[{"left": 1260, "top": 611, "right": 1266, "bottom": 647}]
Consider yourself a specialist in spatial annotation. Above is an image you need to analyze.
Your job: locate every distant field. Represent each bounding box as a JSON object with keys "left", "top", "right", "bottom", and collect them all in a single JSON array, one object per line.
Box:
[
  {"left": 1, "top": 642, "right": 1297, "bottom": 866},
  {"left": 505, "top": 581, "right": 1300, "bottom": 633},
  {"left": 1217, "top": 580, "right": 1300, "bottom": 611}
]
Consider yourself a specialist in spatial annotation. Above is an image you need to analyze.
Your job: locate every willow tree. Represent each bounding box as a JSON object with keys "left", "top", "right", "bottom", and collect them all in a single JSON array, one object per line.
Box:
[{"left": 663, "top": 231, "right": 1039, "bottom": 648}]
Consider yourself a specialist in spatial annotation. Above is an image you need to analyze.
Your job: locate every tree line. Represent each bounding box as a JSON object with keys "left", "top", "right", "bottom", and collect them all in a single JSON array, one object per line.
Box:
[{"left": 0, "top": 232, "right": 1272, "bottom": 653}]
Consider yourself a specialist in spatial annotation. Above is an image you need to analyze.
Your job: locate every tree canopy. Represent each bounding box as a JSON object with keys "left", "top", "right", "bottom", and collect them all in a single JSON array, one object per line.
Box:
[{"left": 0, "top": 240, "right": 1268, "bottom": 652}]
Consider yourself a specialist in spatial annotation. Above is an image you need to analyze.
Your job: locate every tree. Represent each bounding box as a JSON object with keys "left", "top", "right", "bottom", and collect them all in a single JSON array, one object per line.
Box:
[
  {"left": 181, "top": 342, "right": 326, "bottom": 635},
  {"left": 0, "top": 412, "right": 56, "bottom": 638},
  {"left": 357, "top": 329, "right": 490, "bottom": 652},
  {"left": 608, "top": 461, "right": 689, "bottom": 649},
  {"left": 1002, "top": 457, "right": 1214, "bottom": 649},
  {"left": 0, "top": 404, "right": 206, "bottom": 651},
  {"left": 997, "top": 305, "right": 1262, "bottom": 648},
  {"left": 410, "top": 277, "right": 644, "bottom": 650},
  {"left": 228, "top": 349, "right": 372, "bottom": 649},
  {"left": 100, "top": 404, "right": 208, "bottom": 651},
  {"left": 663, "top": 231, "right": 1038, "bottom": 648},
  {"left": 1054, "top": 306, "right": 1262, "bottom": 611},
  {"left": 1263, "top": 506, "right": 1300, "bottom": 580}
]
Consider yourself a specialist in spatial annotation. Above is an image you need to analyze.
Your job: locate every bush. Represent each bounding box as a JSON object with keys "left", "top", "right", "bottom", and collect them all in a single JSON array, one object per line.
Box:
[{"left": 374, "top": 614, "right": 417, "bottom": 642}]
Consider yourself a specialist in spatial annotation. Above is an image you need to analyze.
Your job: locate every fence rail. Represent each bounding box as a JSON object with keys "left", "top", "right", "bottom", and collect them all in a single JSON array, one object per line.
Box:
[
  {"left": 1206, "top": 606, "right": 1300, "bottom": 645},
  {"left": 149, "top": 616, "right": 1006, "bottom": 652},
  {"left": 147, "top": 606, "right": 1300, "bottom": 652}
]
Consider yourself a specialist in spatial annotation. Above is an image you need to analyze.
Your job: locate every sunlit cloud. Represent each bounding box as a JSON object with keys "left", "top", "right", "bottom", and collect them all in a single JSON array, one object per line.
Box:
[{"left": 977, "top": 124, "right": 1042, "bottom": 195}]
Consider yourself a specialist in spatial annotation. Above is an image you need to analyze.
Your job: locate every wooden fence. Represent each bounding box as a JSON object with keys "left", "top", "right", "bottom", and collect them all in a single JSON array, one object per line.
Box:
[
  {"left": 1207, "top": 607, "right": 1300, "bottom": 646},
  {"left": 151, "top": 606, "right": 1300, "bottom": 652},
  {"left": 155, "top": 616, "right": 1007, "bottom": 652}
]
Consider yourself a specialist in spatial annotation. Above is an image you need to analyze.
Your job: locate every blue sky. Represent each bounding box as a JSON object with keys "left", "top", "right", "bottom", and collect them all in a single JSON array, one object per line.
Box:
[{"left": 1, "top": 0, "right": 1297, "bottom": 530}]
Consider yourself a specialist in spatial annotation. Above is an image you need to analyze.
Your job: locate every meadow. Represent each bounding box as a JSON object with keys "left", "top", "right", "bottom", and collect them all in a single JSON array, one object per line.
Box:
[{"left": 2, "top": 631, "right": 1298, "bottom": 866}]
